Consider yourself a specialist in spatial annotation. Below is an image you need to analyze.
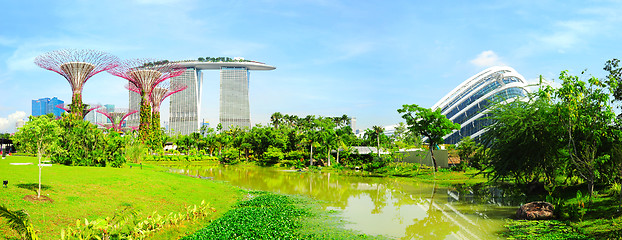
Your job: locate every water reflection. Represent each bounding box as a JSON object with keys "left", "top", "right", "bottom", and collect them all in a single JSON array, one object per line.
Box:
[{"left": 170, "top": 165, "right": 516, "bottom": 239}]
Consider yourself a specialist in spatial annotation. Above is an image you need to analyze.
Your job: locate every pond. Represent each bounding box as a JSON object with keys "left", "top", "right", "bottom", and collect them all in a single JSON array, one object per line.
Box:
[{"left": 169, "top": 165, "right": 518, "bottom": 239}]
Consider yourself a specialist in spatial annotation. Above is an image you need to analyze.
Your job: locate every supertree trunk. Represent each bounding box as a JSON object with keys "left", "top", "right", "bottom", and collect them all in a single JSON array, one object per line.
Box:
[
  {"left": 96, "top": 108, "right": 138, "bottom": 133},
  {"left": 149, "top": 82, "right": 187, "bottom": 145},
  {"left": 151, "top": 110, "right": 161, "bottom": 148},
  {"left": 139, "top": 97, "right": 152, "bottom": 143},
  {"left": 35, "top": 49, "right": 118, "bottom": 119}
]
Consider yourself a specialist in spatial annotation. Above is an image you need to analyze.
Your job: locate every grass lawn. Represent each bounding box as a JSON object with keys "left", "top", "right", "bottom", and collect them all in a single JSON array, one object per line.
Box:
[{"left": 0, "top": 156, "right": 242, "bottom": 240}]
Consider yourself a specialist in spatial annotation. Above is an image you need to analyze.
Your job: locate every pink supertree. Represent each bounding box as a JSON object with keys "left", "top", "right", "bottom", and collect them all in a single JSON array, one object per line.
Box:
[
  {"left": 126, "top": 81, "right": 187, "bottom": 140},
  {"left": 152, "top": 81, "right": 187, "bottom": 138},
  {"left": 107, "top": 59, "right": 184, "bottom": 144},
  {"left": 56, "top": 103, "right": 101, "bottom": 119},
  {"left": 96, "top": 108, "right": 139, "bottom": 133},
  {"left": 35, "top": 49, "right": 118, "bottom": 119}
]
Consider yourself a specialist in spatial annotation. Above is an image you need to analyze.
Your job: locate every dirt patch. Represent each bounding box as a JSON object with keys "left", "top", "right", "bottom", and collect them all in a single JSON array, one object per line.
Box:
[{"left": 23, "top": 195, "right": 54, "bottom": 203}]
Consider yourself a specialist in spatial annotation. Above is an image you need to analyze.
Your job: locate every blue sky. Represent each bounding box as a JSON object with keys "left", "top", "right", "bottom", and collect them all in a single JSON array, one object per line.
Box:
[{"left": 1, "top": 0, "right": 621, "bottom": 132}]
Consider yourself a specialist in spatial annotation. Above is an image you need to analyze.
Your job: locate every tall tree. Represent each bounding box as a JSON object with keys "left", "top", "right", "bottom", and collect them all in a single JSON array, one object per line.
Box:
[
  {"left": 372, "top": 126, "right": 384, "bottom": 156},
  {"left": 398, "top": 104, "right": 460, "bottom": 172},
  {"left": 556, "top": 70, "right": 619, "bottom": 197},
  {"left": 481, "top": 96, "right": 563, "bottom": 184}
]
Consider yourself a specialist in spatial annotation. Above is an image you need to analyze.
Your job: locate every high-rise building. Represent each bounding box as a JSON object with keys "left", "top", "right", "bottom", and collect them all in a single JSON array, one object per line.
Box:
[
  {"left": 31, "top": 97, "right": 64, "bottom": 117},
  {"left": 169, "top": 68, "right": 202, "bottom": 135},
  {"left": 167, "top": 60, "right": 275, "bottom": 134},
  {"left": 219, "top": 67, "right": 250, "bottom": 129},
  {"left": 126, "top": 59, "right": 275, "bottom": 135}
]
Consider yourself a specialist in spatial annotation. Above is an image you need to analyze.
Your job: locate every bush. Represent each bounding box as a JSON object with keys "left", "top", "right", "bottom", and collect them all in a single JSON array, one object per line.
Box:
[
  {"left": 258, "top": 147, "right": 284, "bottom": 166},
  {"left": 52, "top": 119, "right": 127, "bottom": 167},
  {"left": 219, "top": 148, "right": 240, "bottom": 165}
]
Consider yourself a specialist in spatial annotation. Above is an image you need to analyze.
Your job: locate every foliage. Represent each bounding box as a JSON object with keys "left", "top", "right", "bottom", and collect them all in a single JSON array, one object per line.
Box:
[
  {"left": 182, "top": 192, "right": 309, "bottom": 240},
  {"left": 0, "top": 205, "right": 38, "bottom": 240},
  {"left": 60, "top": 201, "right": 216, "bottom": 240},
  {"left": 11, "top": 115, "right": 62, "bottom": 159},
  {"left": 555, "top": 71, "right": 620, "bottom": 197},
  {"left": 481, "top": 70, "right": 621, "bottom": 197},
  {"left": 482, "top": 97, "right": 564, "bottom": 184},
  {"left": 501, "top": 220, "right": 589, "bottom": 240},
  {"left": 397, "top": 104, "right": 460, "bottom": 171},
  {"left": 259, "top": 146, "right": 285, "bottom": 166},
  {"left": 52, "top": 118, "right": 127, "bottom": 167},
  {"left": 126, "top": 139, "right": 147, "bottom": 163},
  {"left": 219, "top": 147, "right": 240, "bottom": 165},
  {"left": 456, "top": 136, "right": 477, "bottom": 167}
]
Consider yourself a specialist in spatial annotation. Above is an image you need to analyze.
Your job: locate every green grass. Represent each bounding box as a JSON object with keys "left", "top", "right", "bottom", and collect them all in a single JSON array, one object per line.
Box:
[
  {"left": 183, "top": 191, "right": 388, "bottom": 240},
  {"left": 0, "top": 156, "right": 242, "bottom": 239}
]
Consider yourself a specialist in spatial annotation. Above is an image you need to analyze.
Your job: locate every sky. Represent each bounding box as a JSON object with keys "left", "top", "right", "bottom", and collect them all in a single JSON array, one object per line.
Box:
[{"left": 1, "top": 0, "right": 621, "bottom": 133}]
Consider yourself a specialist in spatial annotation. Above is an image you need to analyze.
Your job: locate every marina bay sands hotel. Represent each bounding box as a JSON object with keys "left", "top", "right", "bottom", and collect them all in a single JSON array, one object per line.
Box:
[{"left": 128, "top": 59, "right": 276, "bottom": 135}]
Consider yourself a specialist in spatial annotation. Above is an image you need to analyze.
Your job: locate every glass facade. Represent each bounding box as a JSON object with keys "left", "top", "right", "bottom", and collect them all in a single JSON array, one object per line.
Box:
[
  {"left": 127, "top": 90, "right": 141, "bottom": 128},
  {"left": 32, "top": 97, "right": 64, "bottom": 118},
  {"left": 169, "top": 68, "right": 202, "bottom": 135},
  {"left": 433, "top": 67, "right": 529, "bottom": 144},
  {"left": 219, "top": 67, "right": 251, "bottom": 130}
]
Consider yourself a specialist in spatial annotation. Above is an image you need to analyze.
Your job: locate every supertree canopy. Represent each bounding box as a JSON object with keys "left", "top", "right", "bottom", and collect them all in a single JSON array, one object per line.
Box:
[
  {"left": 108, "top": 59, "right": 184, "bottom": 145},
  {"left": 96, "top": 108, "right": 138, "bottom": 133},
  {"left": 35, "top": 49, "right": 118, "bottom": 119},
  {"left": 56, "top": 103, "right": 101, "bottom": 119},
  {"left": 150, "top": 81, "right": 187, "bottom": 142}
]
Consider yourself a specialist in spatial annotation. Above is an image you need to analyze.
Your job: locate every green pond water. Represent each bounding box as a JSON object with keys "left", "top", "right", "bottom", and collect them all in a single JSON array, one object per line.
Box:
[{"left": 170, "top": 165, "right": 518, "bottom": 239}]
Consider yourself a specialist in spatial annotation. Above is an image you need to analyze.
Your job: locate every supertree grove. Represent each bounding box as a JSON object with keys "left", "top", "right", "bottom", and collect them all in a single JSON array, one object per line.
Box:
[
  {"left": 35, "top": 49, "right": 118, "bottom": 120},
  {"left": 108, "top": 59, "right": 184, "bottom": 145},
  {"left": 96, "top": 108, "right": 139, "bottom": 133}
]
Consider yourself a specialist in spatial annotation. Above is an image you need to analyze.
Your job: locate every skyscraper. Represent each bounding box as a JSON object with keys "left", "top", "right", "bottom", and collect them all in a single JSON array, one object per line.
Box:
[
  {"left": 166, "top": 60, "right": 275, "bottom": 135},
  {"left": 32, "top": 97, "right": 64, "bottom": 117},
  {"left": 169, "top": 68, "right": 202, "bottom": 135},
  {"left": 219, "top": 67, "right": 250, "bottom": 130}
]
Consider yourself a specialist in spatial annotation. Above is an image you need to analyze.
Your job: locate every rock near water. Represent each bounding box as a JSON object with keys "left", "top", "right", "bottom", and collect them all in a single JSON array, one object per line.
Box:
[{"left": 516, "top": 201, "right": 555, "bottom": 220}]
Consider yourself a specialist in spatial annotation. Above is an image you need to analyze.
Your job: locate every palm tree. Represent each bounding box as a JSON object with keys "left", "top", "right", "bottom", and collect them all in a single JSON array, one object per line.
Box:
[
  {"left": 270, "top": 112, "right": 284, "bottom": 128},
  {"left": 372, "top": 125, "right": 385, "bottom": 156},
  {"left": 0, "top": 205, "right": 38, "bottom": 240}
]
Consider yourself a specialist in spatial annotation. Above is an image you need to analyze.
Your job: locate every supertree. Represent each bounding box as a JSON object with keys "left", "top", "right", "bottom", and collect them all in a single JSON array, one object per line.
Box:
[
  {"left": 35, "top": 49, "right": 118, "bottom": 120},
  {"left": 96, "top": 108, "right": 139, "bottom": 133},
  {"left": 56, "top": 103, "right": 101, "bottom": 119},
  {"left": 149, "top": 81, "right": 187, "bottom": 144},
  {"left": 108, "top": 59, "right": 184, "bottom": 144}
]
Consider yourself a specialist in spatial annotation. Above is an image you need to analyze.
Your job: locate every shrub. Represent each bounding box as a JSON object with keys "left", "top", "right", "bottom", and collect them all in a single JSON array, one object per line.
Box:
[
  {"left": 259, "top": 147, "right": 284, "bottom": 166},
  {"left": 219, "top": 148, "right": 240, "bottom": 165}
]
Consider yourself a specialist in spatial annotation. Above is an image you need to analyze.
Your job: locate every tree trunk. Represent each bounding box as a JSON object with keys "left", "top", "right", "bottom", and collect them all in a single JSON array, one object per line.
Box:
[
  {"left": 429, "top": 144, "right": 438, "bottom": 172},
  {"left": 37, "top": 147, "right": 42, "bottom": 198},
  {"left": 310, "top": 144, "right": 314, "bottom": 166},
  {"left": 377, "top": 135, "right": 380, "bottom": 157},
  {"left": 337, "top": 148, "right": 340, "bottom": 165},
  {"left": 327, "top": 148, "right": 331, "bottom": 167}
]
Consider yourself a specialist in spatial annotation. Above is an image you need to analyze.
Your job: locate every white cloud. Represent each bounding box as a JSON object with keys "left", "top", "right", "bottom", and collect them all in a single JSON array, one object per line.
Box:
[
  {"left": 470, "top": 50, "right": 505, "bottom": 68},
  {"left": 0, "top": 111, "right": 27, "bottom": 133}
]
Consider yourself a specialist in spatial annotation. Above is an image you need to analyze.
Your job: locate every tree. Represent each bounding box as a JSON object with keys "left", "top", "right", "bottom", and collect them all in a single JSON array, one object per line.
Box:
[
  {"left": 12, "top": 115, "right": 62, "bottom": 198},
  {"left": 372, "top": 126, "right": 384, "bottom": 156},
  {"left": 481, "top": 96, "right": 564, "bottom": 184},
  {"left": 270, "top": 112, "right": 284, "bottom": 129},
  {"left": 398, "top": 104, "right": 460, "bottom": 172},
  {"left": 456, "top": 136, "right": 476, "bottom": 166},
  {"left": 555, "top": 70, "right": 619, "bottom": 197}
]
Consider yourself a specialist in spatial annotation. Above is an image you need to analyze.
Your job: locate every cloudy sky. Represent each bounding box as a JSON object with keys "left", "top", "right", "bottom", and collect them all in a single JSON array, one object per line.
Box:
[{"left": 1, "top": 0, "right": 621, "bottom": 132}]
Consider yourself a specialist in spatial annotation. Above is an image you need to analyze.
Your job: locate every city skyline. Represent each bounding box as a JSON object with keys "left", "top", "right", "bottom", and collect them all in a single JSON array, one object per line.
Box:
[{"left": 1, "top": 1, "right": 622, "bottom": 132}]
